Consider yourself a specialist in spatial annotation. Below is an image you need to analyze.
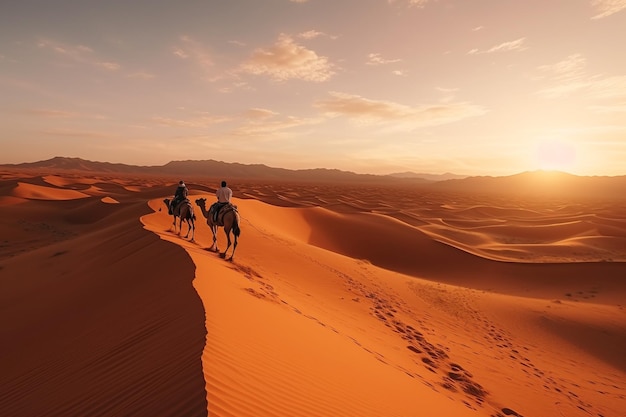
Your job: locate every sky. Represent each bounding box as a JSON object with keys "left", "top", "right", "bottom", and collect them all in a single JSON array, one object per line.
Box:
[{"left": 1, "top": 0, "right": 625, "bottom": 176}]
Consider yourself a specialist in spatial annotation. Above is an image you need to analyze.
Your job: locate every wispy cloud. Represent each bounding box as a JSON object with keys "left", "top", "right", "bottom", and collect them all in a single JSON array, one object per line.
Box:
[
  {"left": 240, "top": 34, "right": 335, "bottom": 82},
  {"left": 152, "top": 112, "right": 231, "bottom": 128},
  {"left": 366, "top": 53, "right": 402, "bottom": 66},
  {"left": 243, "top": 108, "right": 279, "bottom": 119},
  {"left": 392, "top": 69, "right": 408, "bottom": 76},
  {"left": 297, "top": 30, "right": 338, "bottom": 40},
  {"left": 536, "top": 54, "right": 586, "bottom": 82},
  {"left": 232, "top": 109, "right": 321, "bottom": 137},
  {"left": 22, "top": 108, "right": 79, "bottom": 118},
  {"left": 468, "top": 37, "right": 527, "bottom": 55},
  {"left": 173, "top": 35, "right": 213, "bottom": 75},
  {"left": 298, "top": 30, "right": 322, "bottom": 39},
  {"left": 591, "top": 0, "right": 626, "bottom": 19},
  {"left": 127, "top": 71, "right": 156, "bottom": 80},
  {"left": 535, "top": 54, "right": 626, "bottom": 102},
  {"left": 388, "top": 0, "right": 433, "bottom": 8},
  {"left": 37, "top": 39, "right": 121, "bottom": 71},
  {"left": 314, "top": 92, "right": 487, "bottom": 128},
  {"left": 96, "top": 62, "right": 121, "bottom": 71}
]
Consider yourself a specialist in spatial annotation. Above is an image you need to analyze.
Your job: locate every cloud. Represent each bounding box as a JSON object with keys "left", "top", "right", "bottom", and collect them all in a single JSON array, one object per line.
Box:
[
  {"left": 127, "top": 71, "right": 156, "bottom": 80},
  {"left": 173, "top": 48, "right": 188, "bottom": 59},
  {"left": 591, "top": 0, "right": 626, "bottom": 19},
  {"left": 37, "top": 39, "right": 121, "bottom": 71},
  {"left": 388, "top": 0, "right": 433, "bottom": 7},
  {"left": 96, "top": 62, "right": 120, "bottom": 71},
  {"left": 232, "top": 112, "right": 321, "bottom": 137},
  {"left": 366, "top": 53, "right": 402, "bottom": 66},
  {"left": 297, "top": 30, "right": 338, "bottom": 40},
  {"left": 174, "top": 36, "right": 213, "bottom": 74},
  {"left": 535, "top": 54, "right": 626, "bottom": 103},
  {"left": 22, "top": 109, "right": 79, "bottom": 118},
  {"left": 468, "top": 37, "right": 527, "bottom": 54},
  {"left": 298, "top": 30, "right": 323, "bottom": 39},
  {"left": 314, "top": 92, "right": 487, "bottom": 128},
  {"left": 536, "top": 54, "right": 586, "bottom": 82},
  {"left": 241, "top": 34, "right": 335, "bottom": 82},
  {"left": 38, "top": 40, "right": 93, "bottom": 57},
  {"left": 392, "top": 69, "right": 408, "bottom": 76},
  {"left": 243, "top": 108, "right": 279, "bottom": 119},
  {"left": 152, "top": 113, "right": 231, "bottom": 128}
]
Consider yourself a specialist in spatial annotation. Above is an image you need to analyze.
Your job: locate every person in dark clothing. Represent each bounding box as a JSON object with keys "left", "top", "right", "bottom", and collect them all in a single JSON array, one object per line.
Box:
[{"left": 170, "top": 180, "right": 189, "bottom": 214}]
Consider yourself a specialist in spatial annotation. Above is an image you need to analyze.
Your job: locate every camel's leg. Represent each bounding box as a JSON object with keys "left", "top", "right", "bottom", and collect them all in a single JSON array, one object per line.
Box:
[
  {"left": 179, "top": 216, "right": 185, "bottom": 235},
  {"left": 221, "top": 228, "right": 232, "bottom": 259},
  {"left": 183, "top": 219, "right": 191, "bottom": 238},
  {"left": 228, "top": 234, "right": 238, "bottom": 261},
  {"left": 210, "top": 226, "right": 219, "bottom": 252},
  {"left": 188, "top": 220, "right": 195, "bottom": 241}
]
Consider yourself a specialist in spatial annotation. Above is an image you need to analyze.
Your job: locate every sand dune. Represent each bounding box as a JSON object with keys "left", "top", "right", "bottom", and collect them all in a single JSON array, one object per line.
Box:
[{"left": 1, "top": 171, "right": 624, "bottom": 417}]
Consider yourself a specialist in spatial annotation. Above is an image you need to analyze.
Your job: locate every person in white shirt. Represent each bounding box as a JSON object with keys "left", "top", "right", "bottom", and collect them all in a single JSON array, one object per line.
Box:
[{"left": 213, "top": 180, "right": 233, "bottom": 222}]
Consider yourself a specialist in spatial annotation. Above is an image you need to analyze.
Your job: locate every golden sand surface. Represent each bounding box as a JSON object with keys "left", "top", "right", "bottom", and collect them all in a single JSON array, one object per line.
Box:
[{"left": 1, "top": 170, "right": 624, "bottom": 417}]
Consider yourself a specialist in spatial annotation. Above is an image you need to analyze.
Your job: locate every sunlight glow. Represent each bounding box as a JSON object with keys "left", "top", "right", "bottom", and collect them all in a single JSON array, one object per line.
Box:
[{"left": 534, "top": 140, "right": 577, "bottom": 172}]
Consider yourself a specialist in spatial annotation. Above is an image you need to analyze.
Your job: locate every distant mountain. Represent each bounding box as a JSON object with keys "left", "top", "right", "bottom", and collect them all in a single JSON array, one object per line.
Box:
[
  {"left": 4, "top": 156, "right": 144, "bottom": 173},
  {"left": 387, "top": 171, "right": 467, "bottom": 181},
  {"left": 1, "top": 157, "right": 401, "bottom": 183},
  {"left": 158, "top": 159, "right": 383, "bottom": 182},
  {"left": 433, "top": 170, "right": 626, "bottom": 200}
]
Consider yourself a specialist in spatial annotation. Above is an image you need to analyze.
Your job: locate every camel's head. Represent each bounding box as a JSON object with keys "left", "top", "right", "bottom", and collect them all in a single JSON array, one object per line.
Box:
[{"left": 195, "top": 198, "right": 206, "bottom": 207}]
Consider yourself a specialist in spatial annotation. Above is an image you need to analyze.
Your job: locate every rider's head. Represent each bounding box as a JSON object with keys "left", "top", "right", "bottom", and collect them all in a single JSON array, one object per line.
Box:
[
  {"left": 179, "top": 180, "right": 184, "bottom": 186},
  {"left": 221, "top": 180, "right": 227, "bottom": 187}
]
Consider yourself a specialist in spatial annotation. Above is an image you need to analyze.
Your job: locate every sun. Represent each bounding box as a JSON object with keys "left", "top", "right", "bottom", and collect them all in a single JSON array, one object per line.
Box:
[{"left": 534, "top": 140, "right": 577, "bottom": 172}]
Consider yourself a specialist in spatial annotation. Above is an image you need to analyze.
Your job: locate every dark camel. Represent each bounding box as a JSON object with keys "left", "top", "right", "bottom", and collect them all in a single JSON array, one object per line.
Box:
[
  {"left": 195, "top": 198, "right": 240, "bottom": 260},
  {"left": 163, "top": 198, "right": 196, "bottom": 241}
]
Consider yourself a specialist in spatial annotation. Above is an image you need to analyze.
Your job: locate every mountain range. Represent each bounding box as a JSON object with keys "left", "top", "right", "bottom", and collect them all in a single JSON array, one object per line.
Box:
[
  {"left": 1, "top": 157, "right": 447, "bottom": 183},
  {"left": 2, "top": 157, "right": 625, "bottom": 200}
]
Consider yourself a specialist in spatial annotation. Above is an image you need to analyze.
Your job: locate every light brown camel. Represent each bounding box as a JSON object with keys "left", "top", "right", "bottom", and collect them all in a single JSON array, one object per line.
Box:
[
  {"left": 163, "top": 198, "right": 196, "bottom": 241},
  {"left": 195, "top": 198, "right": 240, "bottom": 260}
]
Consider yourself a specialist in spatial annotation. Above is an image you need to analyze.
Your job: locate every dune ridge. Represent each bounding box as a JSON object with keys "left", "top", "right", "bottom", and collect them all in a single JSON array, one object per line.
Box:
[{"left": 1, "top": 170, "right": 624, "bottom": 417}]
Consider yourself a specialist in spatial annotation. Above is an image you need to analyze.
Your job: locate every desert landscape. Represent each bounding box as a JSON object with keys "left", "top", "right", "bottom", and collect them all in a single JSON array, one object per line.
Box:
[{"left": 0, "top": 162, "right": 624, "bottom": 417}]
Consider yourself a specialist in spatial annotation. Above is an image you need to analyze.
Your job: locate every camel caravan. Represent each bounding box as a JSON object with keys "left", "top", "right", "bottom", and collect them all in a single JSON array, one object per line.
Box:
[{"left": 163, "top": 180, "right": 240, "bottom": 261}]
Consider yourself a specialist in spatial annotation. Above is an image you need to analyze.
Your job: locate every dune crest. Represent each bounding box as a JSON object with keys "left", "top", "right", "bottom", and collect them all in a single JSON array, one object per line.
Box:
[{"left": 13, "top": 181, "right": 90, "bottom": 200}]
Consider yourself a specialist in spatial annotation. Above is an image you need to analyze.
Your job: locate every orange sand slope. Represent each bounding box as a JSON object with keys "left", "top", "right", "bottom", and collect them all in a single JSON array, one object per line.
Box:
[{"left": 1, "top": 171, "right": 625, "bottom": 417}]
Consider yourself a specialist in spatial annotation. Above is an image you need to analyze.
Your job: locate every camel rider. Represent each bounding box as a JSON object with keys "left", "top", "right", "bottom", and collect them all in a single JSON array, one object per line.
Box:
[
  {"left": 170, "top": 180, "right": 189, "bottom": 214},
  {"left": 212, "top": 180, "right": 232, "bottom": 222}
]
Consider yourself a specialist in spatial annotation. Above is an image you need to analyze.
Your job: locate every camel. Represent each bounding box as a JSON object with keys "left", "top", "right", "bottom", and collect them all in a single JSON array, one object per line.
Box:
[
  {"left": 163, "top": 198, "right": 196, "bottom": 241},
  {"left": 195, "top": 198, "right": 240, "bottom": 260}
]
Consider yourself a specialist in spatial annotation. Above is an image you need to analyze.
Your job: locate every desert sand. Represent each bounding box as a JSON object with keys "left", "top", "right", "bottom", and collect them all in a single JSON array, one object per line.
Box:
[{"left": 0, "top": 169, "right": 624, "bottom": 417}]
